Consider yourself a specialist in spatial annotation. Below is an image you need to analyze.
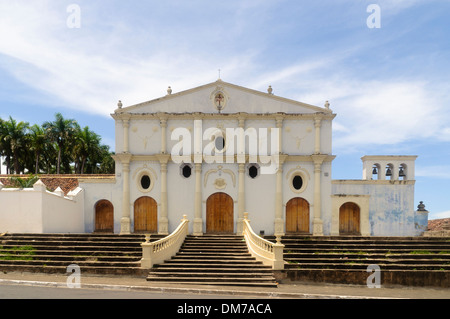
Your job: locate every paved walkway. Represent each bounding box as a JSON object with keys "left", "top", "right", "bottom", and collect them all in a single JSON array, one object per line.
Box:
[{"left": 0, "top": 272, "right": 449, "bottom": 299}]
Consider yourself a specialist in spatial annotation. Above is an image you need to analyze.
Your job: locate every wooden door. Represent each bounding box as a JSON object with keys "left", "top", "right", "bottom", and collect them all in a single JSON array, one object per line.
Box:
[
  {"left": 134, "top": 196, "right": 157, "bottom": 233},
  {"left": 286, "top": 197, "right": 310, "bottom": 233},
  {"left": 206, "top": 192, "right": 234, "bottom": 233},
  {"left": 95, "top": 200, "right": 114, "bottom": 233},
  {"left": 339, "top": 202, "right": 360, "bottom": 235}
]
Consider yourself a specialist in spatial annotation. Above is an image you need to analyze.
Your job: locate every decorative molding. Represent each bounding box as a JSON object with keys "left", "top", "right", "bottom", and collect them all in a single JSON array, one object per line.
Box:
[
  {"left": 213, "top": 178, "right": 227, "bottom": 189},
  {"left": 204, "top": 165, "right": 236, "bottom": 188}
]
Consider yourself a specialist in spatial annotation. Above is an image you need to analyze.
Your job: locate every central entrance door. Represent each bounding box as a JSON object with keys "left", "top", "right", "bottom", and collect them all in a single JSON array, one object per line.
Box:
[
  {"left": 134, "top": 196, "right": 157, "bottom": 233},
  {"left": 286, "top": 197, "right": 310, "bottom": 233},
  {"left": 206, "top": 192, "right": 234, "bottom": 233}
]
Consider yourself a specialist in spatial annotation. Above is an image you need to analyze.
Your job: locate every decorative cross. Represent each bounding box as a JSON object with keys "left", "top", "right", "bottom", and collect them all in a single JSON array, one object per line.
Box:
[{"left": 215, "top": 93, "right": 224, "bottom": 107}]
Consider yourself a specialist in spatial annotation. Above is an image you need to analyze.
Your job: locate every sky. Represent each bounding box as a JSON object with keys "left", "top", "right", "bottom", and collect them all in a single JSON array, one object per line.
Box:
[{"left": 0, "top": 0, "right": 449, "bottom": 220}]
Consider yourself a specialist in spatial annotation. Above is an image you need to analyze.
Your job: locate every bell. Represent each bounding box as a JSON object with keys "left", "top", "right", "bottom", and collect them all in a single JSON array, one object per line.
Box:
[
  {"left": 386, "top": 167, "right": 392, "bottom": 176},
  {"left": 372, "top": 167, "right": 378, "bottom": 175},
  {"left": 399, "top": 167, "right": 406, "bottom": 177}
]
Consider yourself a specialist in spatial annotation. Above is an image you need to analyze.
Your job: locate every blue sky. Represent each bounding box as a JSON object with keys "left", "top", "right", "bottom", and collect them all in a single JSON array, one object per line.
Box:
[{"left": 0, "top": 0, "right": 449, "bottom": 219}]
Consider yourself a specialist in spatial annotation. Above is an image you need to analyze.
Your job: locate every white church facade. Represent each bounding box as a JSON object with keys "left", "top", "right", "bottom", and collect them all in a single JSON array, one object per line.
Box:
[
  {"left": 78, "top": 80, "right": 427, "bottom": 237},
  {"left": 0, "top": 80, "right": 429, "bottom": 236}
]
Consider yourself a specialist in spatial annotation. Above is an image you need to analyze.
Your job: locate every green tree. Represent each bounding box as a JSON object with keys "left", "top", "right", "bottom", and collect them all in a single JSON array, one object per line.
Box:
[
  {"left": 73, "top": 125, "right": 102, "bottom": 174},
  {"left": 42, "top": 113, "right": 77, "bottom": 174},
  {"left": 28, "top": 124, "right": 47, "bottom": 174},
  {"left": 2, "top": 116, "right": 29, "bottom": 174},
  {"left": 0, "top": 117, "right": 6, "bottom": 174}
]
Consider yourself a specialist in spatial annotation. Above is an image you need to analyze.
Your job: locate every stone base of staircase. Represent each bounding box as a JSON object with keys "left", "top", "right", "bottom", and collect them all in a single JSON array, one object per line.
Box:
[
  {"left": 146, "top": 234, "right": 279, "bottom": 288},
  {"left": 0, "top": 233, "right": 164, "bottom": 277},
  {"left": 267, "top": 235, "right": 450, "bottom": 288}
]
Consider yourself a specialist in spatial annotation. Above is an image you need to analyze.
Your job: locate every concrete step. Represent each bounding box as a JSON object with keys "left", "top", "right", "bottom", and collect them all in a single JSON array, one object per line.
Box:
[
  {"left": 151, "top": 267, "right": 273, "bottom": 273},
  {"left": 0, "top": 233, "right": 153, "bottom": 276},
  {"left": 146, "top": 277, "right": 279, "bottom": 288},
  {"left": 147, "top": 234, "right": 278, "bottom": 287},
  {"left": 153, "top": 263, "right": 271, "bottom": 269}
]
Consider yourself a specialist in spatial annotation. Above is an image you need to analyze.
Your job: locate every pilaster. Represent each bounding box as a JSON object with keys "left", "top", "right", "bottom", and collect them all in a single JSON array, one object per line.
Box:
[
  {"left": 311, "top": 154, "right": 327, "bottom": 236},
  {"left": 156, "top": 153, "right": 170, "bottom": 235},
  {"left": 193, "top": 163, "right": 203, "bottom": 235}
]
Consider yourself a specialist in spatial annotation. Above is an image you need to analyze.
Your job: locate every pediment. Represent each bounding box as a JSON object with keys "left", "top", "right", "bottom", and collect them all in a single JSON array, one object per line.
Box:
[{"left": 114, "top": 80, "right": 331, "bottom": 115}]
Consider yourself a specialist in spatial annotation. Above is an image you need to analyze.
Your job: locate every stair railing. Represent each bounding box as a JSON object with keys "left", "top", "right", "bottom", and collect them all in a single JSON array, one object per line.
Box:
[
  {"left": 141, "top": 215, "right": 189, "bottom": 269},
  {"left": 242, "top": 212, "right": 285, "bottom": 270}
]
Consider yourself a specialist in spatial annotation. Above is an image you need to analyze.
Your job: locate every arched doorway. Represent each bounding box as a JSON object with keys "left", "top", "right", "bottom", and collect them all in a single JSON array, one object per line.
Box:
[
  {"left": 134, "top": 196, "right": 157, "bottom": 233},
  {"left": 339, "top": 202, "right": 360, "bottom": 235},
  {"left": 94, "top": 200, "right": 114, "bottom": 233},
  {"left": 286, "top": 197, "right": 310, "bottom": 233},
  {"left": 206, "top": 192, "right": 234, "bottom": 233}
]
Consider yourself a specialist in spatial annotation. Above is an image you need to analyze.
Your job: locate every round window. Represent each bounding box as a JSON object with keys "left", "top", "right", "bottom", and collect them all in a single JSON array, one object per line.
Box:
[
  {"left": 292, "top": 175, "right": 303, "bottom": 190},
  {"left": 182, "top": 164, "right": 192, "bottom": 178},
  {"left": 140, "top": 175, "right": 151, "bottom": 190},
  {"left": 248, "top": 165, "right": 258, "bottom": 179}
]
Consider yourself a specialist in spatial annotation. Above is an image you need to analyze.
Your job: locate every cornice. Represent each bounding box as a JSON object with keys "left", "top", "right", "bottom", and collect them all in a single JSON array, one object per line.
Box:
[
  {"left": 111, "top": 112, "right": 336, "bottom": 121},
  {"left": 118, "top": 153, "right": 336, "bottom": 164},
  {"left": 332, "top": 179, "right": 416, "bottom": 185},
  {"left": 112, "top": 80, "right": 333, "bottom": 115}
]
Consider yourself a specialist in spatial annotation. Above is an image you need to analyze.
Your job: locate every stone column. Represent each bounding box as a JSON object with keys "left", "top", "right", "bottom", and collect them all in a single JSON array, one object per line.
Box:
[
  {"left": 275, "top": 115, "right": 284, "bottom": 154},
  {"left": 193, "top": 163, "right": 203, "bottom": 235},
  {"left": 159, "top": 115, "right": 168, "bottom": 154},
  {"left": 274, "top": 155, "right": 288, "bottom": 236},
  {"left": 314, "top": 116, "right": 321, "bottom": 154},
  {"left": 236, "top": 116, "right": 246, "bottom": 235},
  {"left": 237, "top": 163, "right": 245, "bottom": 235},
  {"left": 157, "top": 154, "right": 170, "bottom": 235},
  {"left": 311, "top": 154, "right": 327, "bottom": 236},
  {"left": 118, "top": 153, "right": 132, "bottom": 234},
  {"left": 122, "top": 114, "right": 131, "bottom": 153}
]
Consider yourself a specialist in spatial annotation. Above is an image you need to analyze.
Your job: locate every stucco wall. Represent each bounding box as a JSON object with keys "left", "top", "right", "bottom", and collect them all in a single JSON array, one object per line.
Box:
[
  {"left": 332, "top": 180, "right": 424, "bottom": 236},
  {"left": 79, "top": 178, "right": 120, "bottom": 233},
  {"left": 0, "top": 184, "right": 84, "bottom": 233}
]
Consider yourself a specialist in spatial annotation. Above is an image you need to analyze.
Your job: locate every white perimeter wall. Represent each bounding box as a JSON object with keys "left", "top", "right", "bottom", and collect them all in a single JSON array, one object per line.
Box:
[{"left": 0, "top": 185, "right": 84, "bottom": 233}]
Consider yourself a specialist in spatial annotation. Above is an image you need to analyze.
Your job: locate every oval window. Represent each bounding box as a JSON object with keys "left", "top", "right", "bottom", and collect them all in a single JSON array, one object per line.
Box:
[
  {"left": 140, "top": 175, "right": 151, "bottom": 189},
  {"left": 215, "top": 136, "right": 225, "bottom": 151},
  {"left": 292, "top": 175, "right": 303, "bottom": 190},
  {"left": 182, "top": 165, "right": 192, "bottom": 178},
  {"left": 248, "top": 165, "right": 258, "bottom": 179}
]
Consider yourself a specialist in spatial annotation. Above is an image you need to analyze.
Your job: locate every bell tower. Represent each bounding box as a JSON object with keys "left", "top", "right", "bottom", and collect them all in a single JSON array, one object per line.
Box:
[{"left": 361, "top": 155, "right": 418, "bottom": 181}]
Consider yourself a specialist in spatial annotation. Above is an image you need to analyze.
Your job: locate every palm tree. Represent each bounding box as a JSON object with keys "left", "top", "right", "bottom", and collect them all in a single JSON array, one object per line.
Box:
[
  {"left": 3, "top": 116, "right": 29, "bottom": 174},
  {"left": 73, "top": 125, "right": 102, "bottom": 174},
  {"left": 42, "top": 113, "right": 77, "bottom": 174},
  {"left": 98, "top": 146, "right": 115, "bottom": 174},
  {"left": 28, "top": 124, "right": 47, "bottom": 174},
  {"left": 0, "top": 117, "right": 5, "bottom": 174}
]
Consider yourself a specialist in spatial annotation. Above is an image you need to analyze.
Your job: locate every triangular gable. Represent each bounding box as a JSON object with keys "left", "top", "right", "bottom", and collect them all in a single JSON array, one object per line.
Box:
[{"left": 115, "top": 80, "right": 330, "bottom": 115}]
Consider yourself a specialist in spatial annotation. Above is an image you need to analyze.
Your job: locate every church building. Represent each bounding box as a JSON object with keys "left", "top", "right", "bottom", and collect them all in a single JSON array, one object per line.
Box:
[{"left": 77, "top": 79, "right": 427, "bottom": 237}]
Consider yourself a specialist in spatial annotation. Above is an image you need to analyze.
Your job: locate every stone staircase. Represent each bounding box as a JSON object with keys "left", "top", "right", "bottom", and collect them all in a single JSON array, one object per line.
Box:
[
  {"left": 146, "top": 234, "right": 279, "bottom": 287},
  {"left": 0, "top": 233, "right": 164, "bottom": 276},
  {"left": 267, "top": 235, "right": 450, "bottom": 287}
]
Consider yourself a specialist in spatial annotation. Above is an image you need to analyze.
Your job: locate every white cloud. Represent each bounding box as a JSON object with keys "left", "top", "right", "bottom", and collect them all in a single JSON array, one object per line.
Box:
[
  {"left": 416, "top": 165, "right": 450, "bottom": 179},
  {"left": 0, "top": 1, "right": 261, "bottom": 117},
  {"left": 0, "top": 0, "right": 449, "bottom": 154},
  {"left": 429, "top": 210, "right": 450, "bottom": 220}
]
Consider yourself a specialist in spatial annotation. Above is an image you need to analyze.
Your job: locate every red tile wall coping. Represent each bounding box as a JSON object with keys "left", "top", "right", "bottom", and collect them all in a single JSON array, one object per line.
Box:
[
  {"left": 0, "top": 174, "right": 115, "bottom": 195},
  {"left": 427, "top": 218, "right": 450, "bottom": 231}
]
